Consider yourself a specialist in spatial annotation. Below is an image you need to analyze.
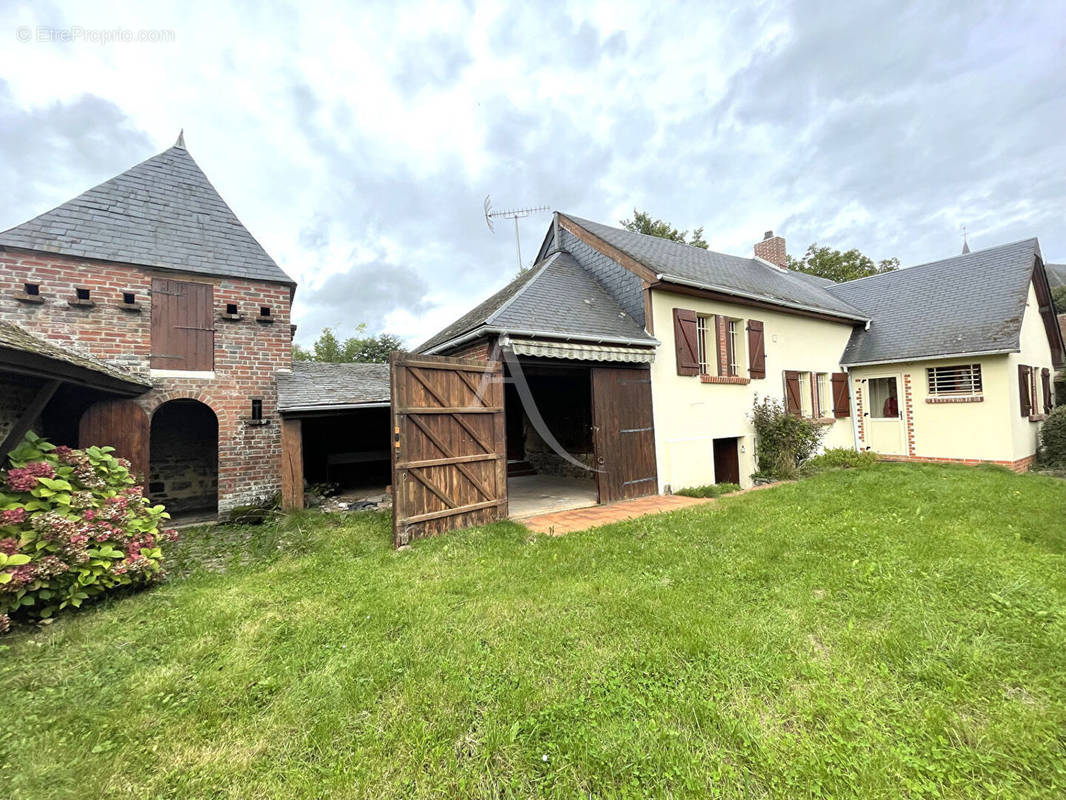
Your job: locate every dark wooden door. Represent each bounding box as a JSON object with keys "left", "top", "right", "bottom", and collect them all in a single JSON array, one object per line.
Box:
[
  {"left": 591, "top": 367, "right": 658, "bottom": 503},
  {"left": 390, "top": 352, "right": 507, "bottom": 547},
  {"left": 79, "top": 400, "right": 150, "bottom": 483},
  {"left": 712, "top": 437, "right": 740, "bottom": 485},
  {"left": 151, "top": 278, "right": 215, "bottom": 371}
]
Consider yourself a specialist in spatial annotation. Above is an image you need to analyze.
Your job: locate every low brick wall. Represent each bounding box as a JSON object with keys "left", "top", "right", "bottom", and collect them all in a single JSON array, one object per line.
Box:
[{"left": 878, "top": 453, "right": 1036, "bottom": 473}]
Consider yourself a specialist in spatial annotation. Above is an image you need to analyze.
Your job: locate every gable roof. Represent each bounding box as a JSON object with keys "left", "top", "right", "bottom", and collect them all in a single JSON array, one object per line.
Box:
[
  {"left": 417, "top": 251, "right": 657, "bottom": 353},
  {"left": 0, "top": 321, "right": 149, "bottom": 395},
  {"left": 560, "top": 215, "right": 868, "bottom": 321},
  {"left": 277, "top": 362, "right": 390, "bottom": 413},
  {"left": 826, "top": 239, "right": 1042, "bottom": 366},
  {"left": 0, "top": 142, "right": 295, "bottom": 286}
]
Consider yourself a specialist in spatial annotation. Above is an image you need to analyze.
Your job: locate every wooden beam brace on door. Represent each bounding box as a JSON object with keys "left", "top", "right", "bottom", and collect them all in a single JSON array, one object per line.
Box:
[{"left": 0, "top": 380, "right": 60, "bottom": 461}]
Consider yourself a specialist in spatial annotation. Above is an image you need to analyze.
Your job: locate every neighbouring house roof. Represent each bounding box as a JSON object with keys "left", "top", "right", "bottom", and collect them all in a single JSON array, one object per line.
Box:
[
  {"left": 417, "top": 251, "right": 657, "bottom": 353},
  {"left": 0, "top": 140, "right": 295, "bottom": 286},
  {"left": 560, "top": 215, "right": 869, "bottom": 321},
  {"left": 0, "top": 321, "right": 150, "bottom": 395},
  {"left": 826, "top": 239, "right": 1042, "bottom": 366},
  {"left": 277, "top": 362, "right": 391, "bottom": 413},
  {"left": 1047, "top": 263, "right": 1066, "bottom": 290}
]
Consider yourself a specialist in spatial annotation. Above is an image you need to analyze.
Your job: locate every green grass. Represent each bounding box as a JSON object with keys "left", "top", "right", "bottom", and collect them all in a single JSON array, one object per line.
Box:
[
  {"left": 2, "top": 463, "right": 1066, "bottom": 798},
  {"left": 674, "top": 481, "right": 742, "bottom": 498}
]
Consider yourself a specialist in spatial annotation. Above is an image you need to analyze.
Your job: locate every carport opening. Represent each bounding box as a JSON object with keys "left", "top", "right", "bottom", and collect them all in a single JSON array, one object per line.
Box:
[
  {"left": 149, "top": 399, "right": 218, "bottom": 517},
  {"left": 504, "top": 362, "right": 598, "bottom": 518},
  {"left": 300, "top": 406, "right": 390, "bottom": 499}
]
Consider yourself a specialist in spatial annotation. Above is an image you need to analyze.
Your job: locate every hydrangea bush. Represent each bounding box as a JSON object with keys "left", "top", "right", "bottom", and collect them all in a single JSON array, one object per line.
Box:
[{"left": 0, "top": 432, "right": 177, "bottom": 632}]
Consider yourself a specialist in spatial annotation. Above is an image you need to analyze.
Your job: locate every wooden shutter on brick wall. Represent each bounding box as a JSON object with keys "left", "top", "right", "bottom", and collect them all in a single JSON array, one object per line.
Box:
[
  {"left": 1042, "top": 368, "right": 1053, "bottom": 414},
  {"left": 831, "top": 372, "right": 850, "bottom": 417},
  {"left": 1018, "top": 364, "right": 1032, "bottom": 417},
  {"left": 151, "top": 279, "right": 214, "bottom": 372},
  {"left": 673, "top": 308, "right": 699, "bottom": 376},
  {"left": 747, "top": 320, "right": 765, "bottom": 379},
  {"left": 783, "top": 370, "right": 801, "bottom": 415}
]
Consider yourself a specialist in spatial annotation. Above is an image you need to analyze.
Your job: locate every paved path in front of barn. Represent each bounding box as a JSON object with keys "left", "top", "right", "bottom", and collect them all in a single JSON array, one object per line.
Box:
[{"left": 520, "top": 493, "right": 715, "bottom": 535}]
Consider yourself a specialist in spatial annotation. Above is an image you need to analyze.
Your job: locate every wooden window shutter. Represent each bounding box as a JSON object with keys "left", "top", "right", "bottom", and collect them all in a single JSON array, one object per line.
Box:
[
  {"left": 673, "top": 308, "right": 699, "bottom": 376},
  {"left": 1018, "top": 364, "right": 1032, "bottom": 417},
  {"left": 747, "top": 320, "right": 765, "bottom": 379},
  {"left": 1042, "top": 368, "right": 1053, "bottom": 414},
  {"left": 151, "top": 278, "right": 215, "bottom": 372},
  {"left": 831, "top": 372, "right": 850, "bottom": 418},
  {"left": 783, "top": 371, "right": 802, "bottom": 415}
]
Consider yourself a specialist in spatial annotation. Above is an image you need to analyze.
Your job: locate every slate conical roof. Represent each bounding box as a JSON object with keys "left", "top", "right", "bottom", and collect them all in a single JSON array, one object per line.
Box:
[{"left": 0, "top": 140, "right": 294, "bottom": 285}]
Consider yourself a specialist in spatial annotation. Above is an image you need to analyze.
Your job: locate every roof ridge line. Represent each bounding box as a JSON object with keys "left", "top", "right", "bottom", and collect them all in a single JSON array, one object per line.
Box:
[
  {"left": 832, "top": 237, "right": 1039, "bottom": 289},
  {"left": 562, "top": 212, "right": 741, "bottom": 262}
]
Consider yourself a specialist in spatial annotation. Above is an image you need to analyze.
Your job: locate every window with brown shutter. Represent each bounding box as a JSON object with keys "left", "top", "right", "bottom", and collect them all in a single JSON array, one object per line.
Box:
[
  {"left": 151, "top": 278, "right": 215, "bottom": 372},
  {"left": 831, "top": 373, "right": 850, "bottom": 417},
  {"left": 783, "top": 370, "right": 801, "bottom": 415},
  {"left": 1042, "top": 368, "right": 1053, "bottom": 414},
  {"left": 673, "top": 308, "right": 699, "bottom": 376},
  {"left": 747, "top": 320, "right": 765, "bottom": 379},
  {"left": 1018, "top": 364, "right": 1032, "bottom": 417}
]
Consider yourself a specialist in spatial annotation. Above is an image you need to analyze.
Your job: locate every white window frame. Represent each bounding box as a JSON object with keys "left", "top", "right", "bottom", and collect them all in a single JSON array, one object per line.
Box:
[
  {"left": 926, "top": 364, "right": 983, "bottom": 396},
  {"left": 727, "top": 319, "right": 738, "bottom": 376},
  {"left": 697, "top": 316, "right": 711, "bottom": 375},
  {"left": 815, "top": 373, "right": 829, "bottom": 418}
]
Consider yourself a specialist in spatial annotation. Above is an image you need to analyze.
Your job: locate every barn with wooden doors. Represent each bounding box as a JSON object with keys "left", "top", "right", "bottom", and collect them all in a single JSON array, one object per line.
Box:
[
  {"left": 275, "top": 362, "right": 392, "bottom": 509},
  {"left": 411, "top": 245, "right": 660, "bottom": 544},
  {"left": 0, "top": 322, "right": 151, "bottom": 462},
  {"left": 0, "top": 135, "right": 297, "bottom": 519}
]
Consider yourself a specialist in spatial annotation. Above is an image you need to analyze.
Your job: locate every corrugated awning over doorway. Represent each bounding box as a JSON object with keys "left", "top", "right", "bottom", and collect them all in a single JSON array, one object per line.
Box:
[{"left": 507, "top": 338, "right": 656, "bottom": 363}]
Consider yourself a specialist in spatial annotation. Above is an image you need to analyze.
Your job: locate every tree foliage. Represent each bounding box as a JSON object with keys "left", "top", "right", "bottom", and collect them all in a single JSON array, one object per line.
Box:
[
  {"left": 786, "top": 244, "right": 899, "bottom": 283},
  {"left": 1051, "top": 284, "right": 1066, "bottom": 313},
  {"left": 620, "top": 210, "right": 708, "bottom": 249},
  {"left": 750, "top": 396, "right": 827, "bottom": 480},
  {"left": 294, "top": 325, "right": 404, "bottom": 363}
]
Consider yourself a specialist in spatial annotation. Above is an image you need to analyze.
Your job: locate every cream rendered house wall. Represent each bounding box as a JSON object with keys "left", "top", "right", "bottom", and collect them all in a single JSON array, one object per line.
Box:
[
  {"left": 847, "top": 282, "right": 1056, "bottom": 466},
  {"left": 1008, "top": 282, "right": 1057, "bottom": 461},
  {"left": 649, "top": 288, "right": 857, "bottom": 492},
  {"left": 849, "top": 356, "right": 1015, "bottom": 462}
]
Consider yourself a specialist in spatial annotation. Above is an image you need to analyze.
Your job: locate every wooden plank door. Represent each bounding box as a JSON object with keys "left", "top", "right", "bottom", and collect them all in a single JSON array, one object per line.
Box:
[
  {"left": 79, "top": 399, "right": 150, "bottom": 483},
  {"left": 591, "top": 367, "right": 658, "bottom": 503},
  {"left": 150, "top": 278, "right": 215, "bottom": 371},
  {"left": 390, "top": 352, "right": 507, "bottom": 547}
]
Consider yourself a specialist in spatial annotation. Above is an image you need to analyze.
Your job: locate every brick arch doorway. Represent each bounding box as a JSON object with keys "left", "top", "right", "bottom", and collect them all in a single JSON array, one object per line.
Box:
[{"left": 150, "top": 399, "right": 218, "bottom": 518}]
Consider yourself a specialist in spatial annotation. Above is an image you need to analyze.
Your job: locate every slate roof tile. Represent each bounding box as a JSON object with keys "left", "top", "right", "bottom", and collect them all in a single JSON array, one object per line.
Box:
[
  {"left": 0, "top": 144, "right": 294, "bottom": 286},
  {"left": 277, "top": 362, "right": 391, "bottom": 412},
  {"left": 826, "top": 239, "right": 1040, "bottom": 366}
]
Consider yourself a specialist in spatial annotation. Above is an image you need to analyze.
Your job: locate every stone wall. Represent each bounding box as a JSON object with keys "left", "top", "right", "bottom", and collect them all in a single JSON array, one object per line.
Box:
[
  {"left": 0, "top": 374, "right": 39, "bottom": 443},
  {"left": 0, "top": 247, "right": 293, "bottom": 512}
]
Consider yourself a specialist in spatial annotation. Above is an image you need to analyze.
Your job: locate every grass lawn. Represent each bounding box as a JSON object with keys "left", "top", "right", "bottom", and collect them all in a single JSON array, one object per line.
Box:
[{"left": 2, "top": 463, "right": 1066, "bottom": 799}]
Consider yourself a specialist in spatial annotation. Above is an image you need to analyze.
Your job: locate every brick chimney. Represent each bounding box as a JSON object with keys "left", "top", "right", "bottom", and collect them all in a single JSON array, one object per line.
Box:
[{"left": 754, "top": 230, "right": 786, "bottom": 268}]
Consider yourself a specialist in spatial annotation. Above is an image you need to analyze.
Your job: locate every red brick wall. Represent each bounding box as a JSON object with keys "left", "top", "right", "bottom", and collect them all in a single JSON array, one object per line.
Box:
[
  {"left": 445, "top": 338, "right": 497, "bottom": 361},
  {"left": 0, "top": 247, "right": 293, "bottom": 512},
  {"left": 754, "top": 234, "right": 787, "bottom": 268}
]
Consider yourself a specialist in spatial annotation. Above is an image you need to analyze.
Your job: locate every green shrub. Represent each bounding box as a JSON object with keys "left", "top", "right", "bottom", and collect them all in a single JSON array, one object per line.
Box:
[
  {"left": 750, "top": 396, "right": 827, "bottom": 480},
  {"left": 0, "top": 433, "right": 176, "bottom": 632},
  {"left": 675, "top": 482, "right": 741, "bottom": 499},
  {"left": 804, "top": 447, "right": 879, "bottom": 473},
  {"left": 1039, "top": 406, "right": 1066, "bottom": 466}
]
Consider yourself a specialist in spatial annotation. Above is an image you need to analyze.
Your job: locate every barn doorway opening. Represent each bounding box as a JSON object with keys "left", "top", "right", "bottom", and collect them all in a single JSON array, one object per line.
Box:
[
  {"left": 504, "top": 362, "right": 597, "bottom": 518},
  {"left": 149, "top": 399, "right": 218, "bottom": 518},
  {"left": 300, "top": 406, "right": 391, "bottom": 500}
]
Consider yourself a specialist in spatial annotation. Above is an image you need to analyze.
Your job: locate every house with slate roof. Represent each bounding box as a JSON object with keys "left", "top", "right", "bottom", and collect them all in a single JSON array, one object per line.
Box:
[
  {"left": 0, "top": 135, "right": 296, "bottom": 516},
  {"left": 419, "top": 213, "right": 1063, "bottom": 500}
]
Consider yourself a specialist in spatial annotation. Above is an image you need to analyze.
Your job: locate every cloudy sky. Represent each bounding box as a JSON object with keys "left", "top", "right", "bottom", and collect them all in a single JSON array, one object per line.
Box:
[{"left": 1, "top": 0, "right": 1064, "bottom": 346}]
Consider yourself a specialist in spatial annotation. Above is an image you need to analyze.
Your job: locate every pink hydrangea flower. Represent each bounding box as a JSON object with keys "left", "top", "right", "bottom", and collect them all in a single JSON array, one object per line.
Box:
[
  {"left": 0, "top": 538, "right": 19, "bottom": 555},
  {"left": 4, "top": 462, "right": 55, "bottom": 492},
  {"left": 0, "top": 507, "right": 27, "bottom": 526}
]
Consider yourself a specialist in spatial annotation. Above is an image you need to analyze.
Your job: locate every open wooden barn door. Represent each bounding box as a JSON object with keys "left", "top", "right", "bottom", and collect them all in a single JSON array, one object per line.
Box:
[{"left": 390, "top": 353, "right": 507, "bottom": 547}]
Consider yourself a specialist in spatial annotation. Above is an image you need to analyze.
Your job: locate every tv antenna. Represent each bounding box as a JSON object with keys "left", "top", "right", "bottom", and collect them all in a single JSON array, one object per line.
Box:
[{"left": 484, "top": 195, "right": 550, "bottom": 272}]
